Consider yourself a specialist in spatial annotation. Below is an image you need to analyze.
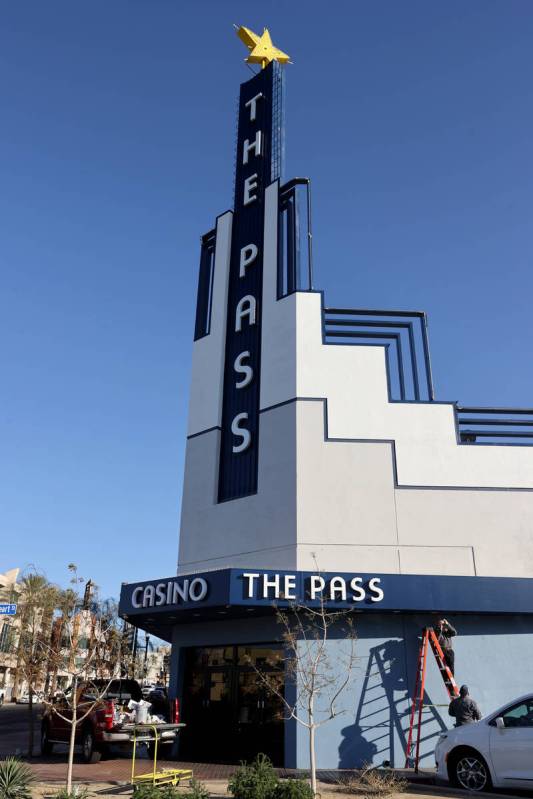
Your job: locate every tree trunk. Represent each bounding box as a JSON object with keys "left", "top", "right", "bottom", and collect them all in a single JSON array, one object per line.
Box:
[
  {"left": 66, "top": 677, "right": 77, "bottom": 793},
  {"left": 309, "top": 723, "right": 317, "bottom": 797},
  {"left": 28, "top": 687, "right": 34, "bottom": 757}
]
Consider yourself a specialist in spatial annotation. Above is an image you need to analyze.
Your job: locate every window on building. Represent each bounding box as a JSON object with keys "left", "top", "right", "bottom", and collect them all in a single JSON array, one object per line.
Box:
[{"left": 0, "top": 624, "right": 14, "bottom": 654}]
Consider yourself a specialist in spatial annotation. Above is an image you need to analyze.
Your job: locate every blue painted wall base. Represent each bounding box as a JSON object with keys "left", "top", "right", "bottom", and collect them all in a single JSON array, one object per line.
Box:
[{"left": 169, "top": 612, "right": 533, "bottom": 769}]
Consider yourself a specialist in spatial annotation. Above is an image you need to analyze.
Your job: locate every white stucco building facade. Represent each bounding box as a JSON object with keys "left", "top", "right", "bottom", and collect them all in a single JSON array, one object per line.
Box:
[{"left": 120, "top": 55, "right": 533, "bottom": 770}]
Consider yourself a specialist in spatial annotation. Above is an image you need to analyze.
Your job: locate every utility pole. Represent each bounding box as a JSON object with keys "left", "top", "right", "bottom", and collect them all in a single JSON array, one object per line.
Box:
[
  {"left": 143, "top": 634, "right": 150, "bottom": 682},
  {"left": 131, "top": 627, "right": 138, "bottom": 679}
]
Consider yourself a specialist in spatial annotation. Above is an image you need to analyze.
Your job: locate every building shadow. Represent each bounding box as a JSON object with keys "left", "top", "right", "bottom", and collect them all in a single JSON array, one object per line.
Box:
[{"left": 339, "top": 639, "right": 447, "bottom": 768}]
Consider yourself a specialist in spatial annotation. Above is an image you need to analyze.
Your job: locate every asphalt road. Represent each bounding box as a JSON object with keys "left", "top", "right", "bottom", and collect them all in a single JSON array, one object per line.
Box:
[
  {"left": 0, "top": 702, "right": 187, "bottom": 781},
  {"left": 0, "top": 702, "right": 43, "bottom": 756}
]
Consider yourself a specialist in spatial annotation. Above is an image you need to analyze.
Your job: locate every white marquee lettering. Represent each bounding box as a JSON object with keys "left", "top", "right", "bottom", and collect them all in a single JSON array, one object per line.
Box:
[
  {"left": 310, "top": 575, "right": 325, "bottom": 599},
  {"left": 243, "top": 174, "right": 259, "bottom": 205},
  {"left": 155, "top": 583, "right": 167, "bottom": 606},
  {"left": 262, "top": 573, "right": 280, "bottom": 598},
  {"left": 235, "top": 295, "right": 256, "bottom": 331},
  {"left": 350, "top": 577, "right": 365, "bottom": 601},
  {"left": 284, "top": 575, "right": 297, "bottom": 600},
  {"left": 239, "top": 243, "right": 258, "bottom": 277},
  {"left": 245, "top": 92, "right": 263, "bottom": 122},
  {"left": 243, "top": 572, "right": 260, "bottom": 598},
  {"left": 329, "top": 576, "right": 347, "bottom": 601},
  {"left": 369, "top": 577, "right": 384, "bottom": 602},
  {"left": 234, "top": 351, "right": 253, "bottom": 389},
  {"left": 231, "top": 413, "right": 251, "bottom": 453},
  {"left": 142, "top": 585, "right": 155, "bottom": 608},
  {"left": 173, "top": 580, "right": 189, "bottom": 604},
  {"left": 189, "top": 577, "right": 208, "bottom": 602},
  {"left": 132, "top": 587, "right": 143, "bottom": 608},
  {"left": 243, "top": 130, "right": 262, "bottom": 165}
]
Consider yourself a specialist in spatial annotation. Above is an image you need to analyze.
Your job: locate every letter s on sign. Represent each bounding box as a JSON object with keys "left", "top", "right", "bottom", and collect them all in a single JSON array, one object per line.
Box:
[
  {"left": 350, "top": 577, "right": 365, "bottom": 601},
  {"left": 234, "top": 351, "right": 253, "bottom": 389},
  {"left": 231, "top": 413, "right": 251, "bottom": 453},
  {"left": 368, "top": 577, "right": 384, "bottom": 602}
]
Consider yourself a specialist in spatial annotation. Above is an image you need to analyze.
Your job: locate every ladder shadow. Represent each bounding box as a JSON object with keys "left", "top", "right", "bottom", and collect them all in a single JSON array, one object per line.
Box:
[{"left": 339, "top": 640, "right": 447, "bottom": 767}]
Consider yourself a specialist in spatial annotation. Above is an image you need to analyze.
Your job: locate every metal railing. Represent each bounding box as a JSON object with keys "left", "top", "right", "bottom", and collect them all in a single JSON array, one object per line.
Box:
[
  {"left": 456, "top": 407, "right": 533, "bottom": 445},
  {"left": 194, "top": 229, "right": 216, "bottom": 341},
  {"left": 323, "top": 308, "right": 435, "bottom": 402},
  {"left": 278, "top": 178, "right": 313, "bottom": 297}
]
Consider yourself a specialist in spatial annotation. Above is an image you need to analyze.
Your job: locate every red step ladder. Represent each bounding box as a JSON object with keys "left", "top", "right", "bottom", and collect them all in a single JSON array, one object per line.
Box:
[{"left": 404, "top": 627, "right": 459, "bottom": 771}]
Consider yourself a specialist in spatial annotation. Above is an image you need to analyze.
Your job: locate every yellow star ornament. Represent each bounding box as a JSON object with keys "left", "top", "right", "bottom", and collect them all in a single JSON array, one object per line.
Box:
[{"left": 236, "top": 25, "right": 291, "bottom": 69}]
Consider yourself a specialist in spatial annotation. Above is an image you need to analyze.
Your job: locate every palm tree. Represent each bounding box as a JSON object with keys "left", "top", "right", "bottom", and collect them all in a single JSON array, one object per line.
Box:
[{"left": 12, "top": 571, "right": 59, "bottom": 756}]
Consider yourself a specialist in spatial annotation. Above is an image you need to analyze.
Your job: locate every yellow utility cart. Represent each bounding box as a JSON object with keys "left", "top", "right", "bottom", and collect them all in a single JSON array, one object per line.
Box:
[{"left": 129, "top": 722, "right": 192, "bottom": 789}]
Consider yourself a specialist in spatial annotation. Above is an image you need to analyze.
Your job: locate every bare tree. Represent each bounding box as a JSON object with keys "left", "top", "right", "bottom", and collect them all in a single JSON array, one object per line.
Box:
[
  {"left": 254, "top": 596, "right": 358, "bottom": 797},
  {"left": 39, "top": 566, "right": 122, "bottom": 793}
]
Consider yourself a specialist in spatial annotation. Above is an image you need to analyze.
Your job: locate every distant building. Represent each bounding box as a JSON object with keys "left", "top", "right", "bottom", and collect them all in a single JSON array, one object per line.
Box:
[
  {"left": 0, "top": 568, "right": 20, "bottom": 701},
  {"left": 142, "top": 645, "right": 171, "bottom": 686}
]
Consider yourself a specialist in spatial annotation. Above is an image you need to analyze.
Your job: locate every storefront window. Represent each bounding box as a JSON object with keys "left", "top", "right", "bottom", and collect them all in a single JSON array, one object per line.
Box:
[
  {"left": 194, "top": 646, "right": 234, "bottom": 667},
  {"left": 237, "top": 646, "right": 283, "bottom": 668}
]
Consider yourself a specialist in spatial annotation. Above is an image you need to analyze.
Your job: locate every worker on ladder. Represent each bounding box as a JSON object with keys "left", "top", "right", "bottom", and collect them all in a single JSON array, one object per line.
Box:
[{"left": 436, "top": 617, "right": 457, "bottom": 675}]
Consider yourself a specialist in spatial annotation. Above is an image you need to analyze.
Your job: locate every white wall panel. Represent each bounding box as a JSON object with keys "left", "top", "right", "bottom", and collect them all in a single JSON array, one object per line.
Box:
[{"left": 187, "top": 212, "right": 232, "bottom": 437}]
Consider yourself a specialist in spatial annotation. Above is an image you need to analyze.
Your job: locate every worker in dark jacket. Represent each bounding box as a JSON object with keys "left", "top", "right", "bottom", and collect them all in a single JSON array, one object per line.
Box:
[
  {"left": 449, "top": 685, "right": 482, "bottom": 726},
  {"left": 436, "top": 617, "right": 457, "bottom": 675}
]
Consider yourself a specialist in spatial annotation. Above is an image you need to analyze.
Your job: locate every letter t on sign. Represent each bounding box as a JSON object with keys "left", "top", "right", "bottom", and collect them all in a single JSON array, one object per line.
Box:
[{"left": 245, "top": 92, "right": 263, "bottom": 121}]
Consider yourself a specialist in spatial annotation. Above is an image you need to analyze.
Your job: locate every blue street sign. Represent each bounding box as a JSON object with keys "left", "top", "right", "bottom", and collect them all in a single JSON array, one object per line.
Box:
[{"left": 0, "top": 604, "right": 17, "bottom": 616}]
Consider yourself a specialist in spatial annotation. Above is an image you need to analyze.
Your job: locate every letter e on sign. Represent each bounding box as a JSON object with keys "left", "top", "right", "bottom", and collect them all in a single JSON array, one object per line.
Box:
[{"left": 243, "top": 174, "right": 259, "bottom": 205}]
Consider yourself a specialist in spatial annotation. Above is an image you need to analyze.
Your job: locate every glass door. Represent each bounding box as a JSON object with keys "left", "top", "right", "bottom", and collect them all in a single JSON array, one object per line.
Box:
[{"left": 180, "top": 644, "right": 285, "bottom": 765}]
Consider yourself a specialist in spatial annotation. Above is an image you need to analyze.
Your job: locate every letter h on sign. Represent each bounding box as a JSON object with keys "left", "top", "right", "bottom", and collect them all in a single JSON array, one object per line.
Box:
[{"left": 218, "top": 63, "right": 283, "bottom": 502}]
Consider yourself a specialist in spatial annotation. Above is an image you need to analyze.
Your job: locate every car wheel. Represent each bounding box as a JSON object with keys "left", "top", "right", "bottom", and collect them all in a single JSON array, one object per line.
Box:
[
  {"left": 450, "top": 749, "right": 492, "bottom": 792},
  {"left": 81, "top": 728, "right": 102, "bottom": 764},
  {"left": 41, "top": 723, "right": 53, "bottom": 755}
]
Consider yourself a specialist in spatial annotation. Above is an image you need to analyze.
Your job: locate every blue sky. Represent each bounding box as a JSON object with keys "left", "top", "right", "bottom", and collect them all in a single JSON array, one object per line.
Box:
[{"left": 2, "top": 1, "right": 532, "bottom": 600}]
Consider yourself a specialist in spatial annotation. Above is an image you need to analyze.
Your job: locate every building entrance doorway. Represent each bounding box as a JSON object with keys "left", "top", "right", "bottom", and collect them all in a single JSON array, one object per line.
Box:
[{"left": 180, "top": 645, "right": 285, "bottom": 765}]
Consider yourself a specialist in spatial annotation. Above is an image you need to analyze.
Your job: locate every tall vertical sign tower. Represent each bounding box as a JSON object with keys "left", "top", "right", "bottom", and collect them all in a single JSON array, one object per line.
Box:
[{"left": 218, "top": 52, "right": 285, "bottom": 501}]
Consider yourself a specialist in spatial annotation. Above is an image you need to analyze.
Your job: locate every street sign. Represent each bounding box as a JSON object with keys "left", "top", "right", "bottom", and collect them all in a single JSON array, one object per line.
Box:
[{"left": 0, "top": 604, "right": 17, "bottom": 616}]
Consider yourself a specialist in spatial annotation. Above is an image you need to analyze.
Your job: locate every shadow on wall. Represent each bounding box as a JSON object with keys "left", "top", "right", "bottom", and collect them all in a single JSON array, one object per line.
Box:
[{"left": 339, "top": 639, "right": 447, "bottom": 768}]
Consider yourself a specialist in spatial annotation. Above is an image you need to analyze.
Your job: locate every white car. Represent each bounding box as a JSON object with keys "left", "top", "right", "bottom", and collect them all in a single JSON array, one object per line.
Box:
[
  {"left": 435, "top": 693, "right": 533, "bottom": 791},
  {"left": 17, "top": 694, "right": 30, "bottom": 704}
]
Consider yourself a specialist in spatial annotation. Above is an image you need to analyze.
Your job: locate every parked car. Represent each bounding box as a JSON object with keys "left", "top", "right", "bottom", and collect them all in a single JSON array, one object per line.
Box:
[
  {"left": 41, "top": 678, "right": 180, "bottom": 763},
  {"left": 16, "top": 692, "right": 43, "bottom": 704},
  {"left": 435, "top": 693, "right": 533, "bottom": 791}
]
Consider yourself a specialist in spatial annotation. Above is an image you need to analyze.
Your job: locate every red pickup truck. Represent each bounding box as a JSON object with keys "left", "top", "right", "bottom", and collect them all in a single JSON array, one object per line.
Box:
[{"left": 41, "top": 679, "right": 179, "bottom": 763}]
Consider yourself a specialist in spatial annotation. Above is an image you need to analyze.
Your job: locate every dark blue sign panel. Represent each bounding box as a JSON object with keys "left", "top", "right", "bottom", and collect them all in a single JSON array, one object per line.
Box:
[
  {"left": 119, "top": 568, "right": 533, "bottom": 618},
  {"left": 218, "top": 62, "right": 284, "bottom": 502},
  {"left": 0, "top": 604, "right": 17, "bottom": 616}
]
